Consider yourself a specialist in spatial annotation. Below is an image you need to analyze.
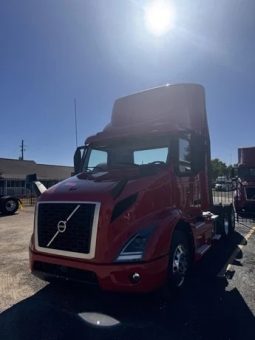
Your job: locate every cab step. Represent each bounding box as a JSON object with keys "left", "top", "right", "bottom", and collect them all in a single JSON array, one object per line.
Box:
[
  {"left": 194, "top": 221, "right": 206, "bottom": 229},
  {"left": 202, "top": 211, "right": 218, "bottom": 220},
  {"left": 212, "top": 234, "right": 221, "bottom": 240},
  {"left": 196, "top": 244, "right": 211, "bottom": 256}
]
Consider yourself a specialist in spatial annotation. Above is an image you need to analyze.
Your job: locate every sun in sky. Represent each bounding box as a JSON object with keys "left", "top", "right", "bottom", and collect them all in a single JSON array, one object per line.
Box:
[{"left": 144, "top": 0, "right": 176, "bottom": 36}]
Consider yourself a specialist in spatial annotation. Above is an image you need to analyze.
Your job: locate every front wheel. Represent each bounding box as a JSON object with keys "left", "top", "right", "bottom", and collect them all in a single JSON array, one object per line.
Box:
[{"left": 167, "top": 230, "right": 191, "bottom": 290}]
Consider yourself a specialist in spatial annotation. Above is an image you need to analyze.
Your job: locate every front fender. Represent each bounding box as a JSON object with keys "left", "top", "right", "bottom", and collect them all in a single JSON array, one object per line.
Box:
[{"left": 143, "top": 207, "right": 182, "bottom": 261}]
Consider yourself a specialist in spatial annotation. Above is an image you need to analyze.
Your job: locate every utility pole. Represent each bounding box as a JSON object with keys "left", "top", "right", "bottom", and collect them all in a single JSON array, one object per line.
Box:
[{"left": 19, "top": 139, "right": 26, "bottom": 160}]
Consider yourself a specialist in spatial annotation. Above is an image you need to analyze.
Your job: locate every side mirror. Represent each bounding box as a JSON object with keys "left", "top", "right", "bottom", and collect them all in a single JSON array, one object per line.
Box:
[
  {"left": 74, "top": 146, "right": 86, "bottom": 175},
  {"left": 33, "top": 181, "right": 47, "bottom": 196},
  {"left": 25, "top": 173, "right": 47, "bottom": 196}
]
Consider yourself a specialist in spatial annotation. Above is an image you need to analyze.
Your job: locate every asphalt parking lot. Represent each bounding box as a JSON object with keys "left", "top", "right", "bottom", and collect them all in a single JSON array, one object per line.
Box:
[{"left": 0, "top": 207, "right": 255, "bottom": 340}]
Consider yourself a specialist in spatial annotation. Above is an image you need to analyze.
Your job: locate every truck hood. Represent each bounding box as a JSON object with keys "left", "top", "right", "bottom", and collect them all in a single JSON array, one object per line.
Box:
[{"left": 38, "top": 166, "right": 168, "bottom": 203}]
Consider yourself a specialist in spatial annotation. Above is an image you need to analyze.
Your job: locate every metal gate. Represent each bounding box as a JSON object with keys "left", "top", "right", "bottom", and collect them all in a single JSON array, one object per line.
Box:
[{"left": 212, "top": 188, "right": 254, "bottom": 225}]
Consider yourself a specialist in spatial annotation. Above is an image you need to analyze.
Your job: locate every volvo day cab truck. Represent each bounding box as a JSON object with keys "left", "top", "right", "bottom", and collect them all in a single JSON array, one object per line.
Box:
[
  {"left": 234, "top": 147, "right": 255, "bottom": 217},
  {"left": 29, "top": 84, "right": 235, "bottom": 293}
]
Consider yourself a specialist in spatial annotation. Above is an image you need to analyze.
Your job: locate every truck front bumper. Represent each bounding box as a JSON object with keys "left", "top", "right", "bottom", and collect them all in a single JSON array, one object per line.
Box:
[{"left": 29, "top": 247, "right": 169, "bottom": 293}]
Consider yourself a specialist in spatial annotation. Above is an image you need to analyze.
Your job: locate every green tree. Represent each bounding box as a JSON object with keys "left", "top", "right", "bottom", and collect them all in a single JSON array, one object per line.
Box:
[{"left": 211, "top": 158, "right": 228, "bottom": 181}]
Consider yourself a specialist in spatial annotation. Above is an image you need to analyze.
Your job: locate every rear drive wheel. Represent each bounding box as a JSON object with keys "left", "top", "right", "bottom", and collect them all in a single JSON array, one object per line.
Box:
[
  {"left": 222, "top": 205, "right": 235, "bottom": 238},
  {"left": 213, "top": 205, "right": 235, "bottom": 240}
]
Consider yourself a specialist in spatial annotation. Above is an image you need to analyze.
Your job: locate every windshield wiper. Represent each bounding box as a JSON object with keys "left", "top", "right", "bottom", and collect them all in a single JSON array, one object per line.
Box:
[
  {"left": 83, "top": 166, "right": 108, "bottom": 173},
  {"left": 109, "top": 162, "right": 140, "bottom": 168}
]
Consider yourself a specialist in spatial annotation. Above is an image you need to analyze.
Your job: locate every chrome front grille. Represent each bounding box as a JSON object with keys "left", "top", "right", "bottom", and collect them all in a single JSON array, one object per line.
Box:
[{"left": 36, "top": 202, "right": 100, "bottom": 258}]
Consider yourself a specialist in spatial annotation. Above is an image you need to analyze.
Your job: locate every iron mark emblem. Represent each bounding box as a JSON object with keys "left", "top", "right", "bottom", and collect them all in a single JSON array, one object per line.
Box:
[{"left": 46, "top": 205, "right": 80, "bottom": 247}]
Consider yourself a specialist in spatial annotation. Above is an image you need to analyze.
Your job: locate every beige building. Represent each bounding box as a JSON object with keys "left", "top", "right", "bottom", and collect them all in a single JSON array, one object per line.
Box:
[{"left": 0, "top": 158, "right": 73, "bottom": 196}]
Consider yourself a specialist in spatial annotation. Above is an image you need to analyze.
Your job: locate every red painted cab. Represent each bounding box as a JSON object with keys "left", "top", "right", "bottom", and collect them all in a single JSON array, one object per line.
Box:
[{"left": 29, "top": 84, "right": 234, "bottom": 293}]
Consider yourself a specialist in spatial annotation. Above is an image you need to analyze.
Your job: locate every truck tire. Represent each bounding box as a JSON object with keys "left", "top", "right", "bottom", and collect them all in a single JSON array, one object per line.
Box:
[
  {"left": 154, "top": 230, "right": 191, "bottom": 301},
  {"left": 212, "top": 205, "right": 232, "bottom": 239},
  {"left": 1, "top": 197, "right": 19, "bottom": 215},
  {"left": 222, "top": 205, "right": 235, "bottom": 238},
  {"left": 213, "top": 204, "right": 235, "bottom": 239},
  {"left": 167, "top": 230, "right": 191, "bottom": 290}
]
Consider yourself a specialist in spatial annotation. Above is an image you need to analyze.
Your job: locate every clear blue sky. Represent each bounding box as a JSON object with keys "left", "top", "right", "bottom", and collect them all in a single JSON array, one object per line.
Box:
[{"left": 0, "top": 0, "right": 254, "bottom": 166}]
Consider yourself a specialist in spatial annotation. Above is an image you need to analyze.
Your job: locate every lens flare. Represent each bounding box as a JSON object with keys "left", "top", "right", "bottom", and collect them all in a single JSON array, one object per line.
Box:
[{"left": 144, "top": 0, "right": 176, "bottom": 36}]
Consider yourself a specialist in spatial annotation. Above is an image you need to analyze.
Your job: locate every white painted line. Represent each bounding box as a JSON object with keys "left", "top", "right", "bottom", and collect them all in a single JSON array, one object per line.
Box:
[{"left": 217, "top": 224, "right": 255, "bottom": 278}]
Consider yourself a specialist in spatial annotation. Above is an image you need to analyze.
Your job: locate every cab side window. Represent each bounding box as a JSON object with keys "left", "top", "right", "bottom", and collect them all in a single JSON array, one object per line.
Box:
[{"left": 179, "top": 138, "right": 192, "bottom": 173}]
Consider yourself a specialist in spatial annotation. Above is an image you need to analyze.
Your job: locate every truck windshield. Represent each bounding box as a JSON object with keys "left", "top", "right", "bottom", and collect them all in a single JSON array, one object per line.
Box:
[{"left": 82, "top": 135, "right": 170, "bottom": 171}]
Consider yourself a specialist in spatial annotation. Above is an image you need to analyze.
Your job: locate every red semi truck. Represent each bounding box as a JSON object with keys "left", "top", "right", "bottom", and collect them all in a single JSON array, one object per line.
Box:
[
  {"left": 29, "top": 84, "right": 235, "bottom": 293},
  {"left": 234, "top": 147, "right": 255, "bottom": 217}
]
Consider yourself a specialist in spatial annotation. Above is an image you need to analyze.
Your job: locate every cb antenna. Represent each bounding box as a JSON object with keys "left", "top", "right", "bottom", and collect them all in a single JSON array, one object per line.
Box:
[{"left": 74, "top": 98, "right": 78, "bottom": 148}]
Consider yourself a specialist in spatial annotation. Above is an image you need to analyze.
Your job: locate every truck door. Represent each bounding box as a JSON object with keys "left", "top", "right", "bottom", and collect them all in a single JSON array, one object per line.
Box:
[{"left": 176, "top": 135, "right": 201, "bottom": 215}]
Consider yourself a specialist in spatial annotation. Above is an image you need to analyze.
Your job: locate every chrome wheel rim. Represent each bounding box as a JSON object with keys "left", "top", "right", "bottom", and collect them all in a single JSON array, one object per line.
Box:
[
  {"left": 5, "top": 200, "right": 17, "bottom": 212},
  {"left": 172, "top": 244, "right": 188, "bottom": 287}
]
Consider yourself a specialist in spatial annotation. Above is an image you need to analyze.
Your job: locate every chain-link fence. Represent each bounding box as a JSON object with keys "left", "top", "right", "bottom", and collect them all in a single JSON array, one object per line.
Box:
[
  {"left": 212, "top": 188, "right": 254, "bottom": 225},
  {"left": 212, "top": 188, "right": 234, "bottom": 206}
]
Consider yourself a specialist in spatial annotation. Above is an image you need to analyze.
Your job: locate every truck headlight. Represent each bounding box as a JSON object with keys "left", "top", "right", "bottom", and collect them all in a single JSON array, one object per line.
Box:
[{"left": 116, "top": 226, "right": 154, "bottom": 262}]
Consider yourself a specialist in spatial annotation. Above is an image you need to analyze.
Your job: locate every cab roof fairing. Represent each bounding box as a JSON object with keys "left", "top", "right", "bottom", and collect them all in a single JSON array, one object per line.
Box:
[{"left": 85, "top": 83, "right": 209, "bottom": 145}]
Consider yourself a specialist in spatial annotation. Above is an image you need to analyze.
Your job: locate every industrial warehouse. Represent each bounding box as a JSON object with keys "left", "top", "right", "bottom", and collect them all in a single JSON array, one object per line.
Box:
[{"left": 0, "top": 158, "right": 73, "bottom": 197}]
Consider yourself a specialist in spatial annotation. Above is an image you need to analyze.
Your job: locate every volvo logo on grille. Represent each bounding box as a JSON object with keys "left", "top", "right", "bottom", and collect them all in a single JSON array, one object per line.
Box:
[
  {"left": 57, "top": 220, "right": 67, "bottom": 233},
  {"left": 46, "top": 204, "right": 81, "bottom": 247}
]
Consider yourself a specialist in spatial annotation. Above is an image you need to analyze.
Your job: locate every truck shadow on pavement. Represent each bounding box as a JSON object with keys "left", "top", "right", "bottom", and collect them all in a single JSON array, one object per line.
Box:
[
  {"left": 0, "top": 232, "right": 255, "bottom": 340},
  {"left": 0, "top": 213, "right": 18, "bottom": 219}
]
